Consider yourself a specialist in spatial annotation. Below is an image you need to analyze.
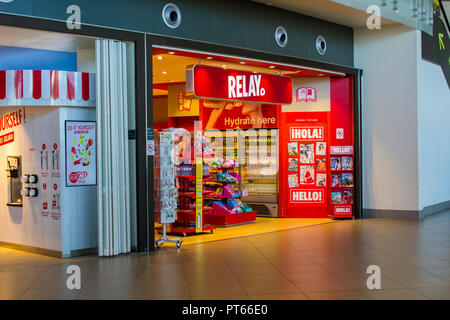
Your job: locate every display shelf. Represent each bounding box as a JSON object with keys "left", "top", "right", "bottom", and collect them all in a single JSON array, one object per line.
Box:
[
  {"left": 204, "top": 196, "right": 240, "bottom": 199},
  {"left": 177, "top": 174, "right": 213, "bottom": 179},
  {"left": 156, "top": 224, "right": 215, "bottom": 237},
  {"left": 330, "top": 186, "right": 354, "bottom": 188},
  {"left": 179, "top": 191, "right": 214, "bottom": 197},
  {"left": 177, "top": 208, "right": 213, "bottom": 214},
  {"left": 187, "top": 211, "right": 257, "bottom": 227}
]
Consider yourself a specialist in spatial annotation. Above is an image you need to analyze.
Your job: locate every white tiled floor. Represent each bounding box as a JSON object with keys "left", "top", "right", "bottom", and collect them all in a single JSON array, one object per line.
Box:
[{"left": 0, "top": 210, "right": 449, "bottom": 300}]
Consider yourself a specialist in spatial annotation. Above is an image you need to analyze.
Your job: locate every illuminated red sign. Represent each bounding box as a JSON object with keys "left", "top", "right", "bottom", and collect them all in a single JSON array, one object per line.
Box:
[{"left": 186, "top": 65, "right": 292, "bottom": 105}]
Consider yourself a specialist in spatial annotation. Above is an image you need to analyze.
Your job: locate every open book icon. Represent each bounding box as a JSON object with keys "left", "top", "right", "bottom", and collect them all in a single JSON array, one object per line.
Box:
[{"left": 296, "top": 87, "right": 317, "bottom": 102}]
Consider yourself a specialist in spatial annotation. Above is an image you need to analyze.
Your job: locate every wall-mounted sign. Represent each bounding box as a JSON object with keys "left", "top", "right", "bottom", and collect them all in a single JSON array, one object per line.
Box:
[
  {"left": 168, "top": 84, "right": 200, "bottom": 117},
  {"left": 296, "top": 87, "right": 317, "bottom": 102},
  {"left": 186, "top": 64, "right": 292, "bottom": 105},
  {"left": 334, "top": 205, "right": 353, "bottom": 217},
  {"left": 290, "top": 189, "right": 325, "bottom": 204},
  {"left": 290, "top": 126, "right": 325, "bottom": 142},
  {"left": 330, "top": 146, "right": 353, "bottom": 155},
  {"left": 0, "top": 107, "right": 25, "bottom": 133},
  {"left": 283, "top": 77, "right": 331, "bottom": 112},
  {"left": 65, "top": 121, "right": 96, "bottom": 187},
  {"left": 202, "top": 101, "right": 278, "bottom": 130},
  {"left": 421, "top": 3, "right": 449, "bottom": 88},
  {"left": 0, "top": 131, "right": 14, "bottom": 146}
]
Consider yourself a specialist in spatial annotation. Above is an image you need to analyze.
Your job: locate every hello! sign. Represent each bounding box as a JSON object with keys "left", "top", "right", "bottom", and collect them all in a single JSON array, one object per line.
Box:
[
  {"left": 290, "top": 189, "right": 325, "bottom": 204},
  {"left": 186, "top": 65, "right": 292, "bottom": 105}
]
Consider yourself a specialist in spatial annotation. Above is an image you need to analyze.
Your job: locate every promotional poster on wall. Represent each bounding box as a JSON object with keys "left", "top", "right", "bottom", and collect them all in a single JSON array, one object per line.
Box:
[
  {"left": 331, "top": 191, "right": 342, "bottom": 204},
  {"left": 316, "top": 142, "right": 326, "bottom": 156},
  {"left": 288, "top": 174, "right": 299, "bottom": 188},
  {"left": 65, "top": 121, "right": 96, "bottom": 187},
  {"left": 342, "top": 189, "right": 353, "bottom": 204},
  {"left": 342, "top": 172, "right": 354, "bottom": 187},
  {"left": 330, "top": 157, "right": 341, "bottom": 170},
  {"left": 288, "top": 158, "right": 298, "bottom": 172},
  {"left": 316, "top": 173, "right": 326, "bottom": 187},
  {"left": 342, "top": 156, "right": 353, "bottom": 170},
  {"left": 316, "top": 158, "right": 326, "bottom": 172},
  {"left": 331, "top": 173, "right": 342, "bottom": 187},
  {"left": 300, "top": 143, "right": 314, "bottom": 164},
  {"left": 300, "top": 165, "right": 314, "bottom": 184},
  {"left": 288, "top": 142, "right": 298, "bottom": 156}
]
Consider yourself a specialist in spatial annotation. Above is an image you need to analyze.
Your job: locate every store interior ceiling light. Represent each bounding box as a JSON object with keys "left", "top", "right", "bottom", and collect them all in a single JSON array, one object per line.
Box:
[{"left": 152, "top": 46, "right": 346, "bottom": 95}]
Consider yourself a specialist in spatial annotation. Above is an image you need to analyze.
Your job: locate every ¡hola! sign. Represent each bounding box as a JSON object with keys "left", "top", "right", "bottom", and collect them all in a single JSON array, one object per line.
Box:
[
  {"left": 290, "top": 126, "right": 324, "bottom": 142},
  {"left": 186, "top": 64, "right": 292, "bottom": 105}
]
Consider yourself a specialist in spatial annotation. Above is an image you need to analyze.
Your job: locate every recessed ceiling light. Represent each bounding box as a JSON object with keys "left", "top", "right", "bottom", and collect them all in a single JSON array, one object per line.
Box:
[
  {"left": 168, "top": 51, "right": 175, "bottom": 55},
  {"left": 239, "top": 61, "right": 246, "bottom": 64},
  {"left": 222, "top": 65, "right": 227, "bottom": 68},
  {"left": 162, "top": 71, "right": 167, "bottom": 74},
  {"left": 269, "top": 66, "right": 275, "bottom": 69},
  {"left": 317, "top": 73, "right": 324, "bottom": 76},
  {"left": 206, "top": 57, "right": 213, "bottom": 60},
  {"left": 157, "top": 56, "right": 163, "bottom": 60}
]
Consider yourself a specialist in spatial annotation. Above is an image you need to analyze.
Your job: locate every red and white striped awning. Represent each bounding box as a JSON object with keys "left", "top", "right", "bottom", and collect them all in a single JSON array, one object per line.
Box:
[{"left": 0, "top": 70, "right": 96, "bottom": 107}]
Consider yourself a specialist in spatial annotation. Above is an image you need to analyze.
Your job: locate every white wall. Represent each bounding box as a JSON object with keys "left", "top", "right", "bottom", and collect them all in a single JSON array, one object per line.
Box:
[
  {"left": 0, "top": 105, "right": 98, "bottom": 254},
  {"left": 354, "top": 24, "right": 420, "bottom": 212},
  {"left": 417, "top": 38, "right": 450, "bottom": 210},
  {"left": 77, "top": 49, "right": 96, "bottom": 73},
  {"left": 0, "top": 107, "right": 62, "bottom": 251}
]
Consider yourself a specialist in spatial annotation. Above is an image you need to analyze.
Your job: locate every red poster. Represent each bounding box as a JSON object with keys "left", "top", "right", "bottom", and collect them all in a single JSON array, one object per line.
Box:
[
  {"left": 186, "top": 64, "right": 292, "bottom": 105},
  {"left": 285, "top": 123, "right": 328, "bottom": 208}
]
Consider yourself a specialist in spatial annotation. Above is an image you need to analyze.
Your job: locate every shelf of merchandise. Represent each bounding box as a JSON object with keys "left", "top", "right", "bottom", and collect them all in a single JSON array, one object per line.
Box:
[
  {"left": 330, "top": 154, "right": 354, "bottom": 219},
  {"left": 199, "top": 166, "right": 257, "bottom": 227}
]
